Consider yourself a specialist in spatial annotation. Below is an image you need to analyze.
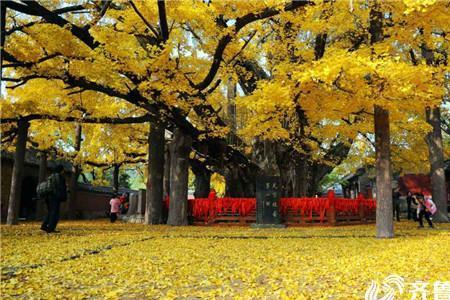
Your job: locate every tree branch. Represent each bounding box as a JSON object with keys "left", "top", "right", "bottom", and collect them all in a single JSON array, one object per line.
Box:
[
  {"left": 129, "top": 0, "right": 159, "bottom": 38},
  {"left": 1, "top": 113, "right": 154, "bottom": 125},
  {"left": 157, "top": 0, "right": 169, "bottom": 42},
  {"left": 84, "top": 0, "right": 112, "bottom": 29},
  {"left": 229, "top": 31, "right": 257, "bottom": 65},
  {"left": 194, "top": 0, "right": 312, "bottom": 91},
  {"left": 8, "top": 1, "right": 98, "bottom": 49}
]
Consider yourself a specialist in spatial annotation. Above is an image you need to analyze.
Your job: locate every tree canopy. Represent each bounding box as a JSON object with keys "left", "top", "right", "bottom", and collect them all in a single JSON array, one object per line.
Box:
[{"left": 1, "top": 0, "right": 449, "bottom": 226}]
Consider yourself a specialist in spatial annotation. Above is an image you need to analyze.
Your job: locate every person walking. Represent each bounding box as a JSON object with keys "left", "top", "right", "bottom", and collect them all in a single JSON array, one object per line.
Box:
[
  {"left": 414, "top": 194, "right": 436, "bottom": 228},
  {"left": 406, "top": 191, "right": 414, "bottom": 220},
  {"left": 110, "top": 194, "right": 121, "bottom": 223},
  {"left": 392, "top": 187, "right": 401, "bottom": 222},
  {"left": 119, "top": 193, "right": 129, "bottom": 214},
  {"left": 40, "top": 165, "right": 67, "bottom": 233}
]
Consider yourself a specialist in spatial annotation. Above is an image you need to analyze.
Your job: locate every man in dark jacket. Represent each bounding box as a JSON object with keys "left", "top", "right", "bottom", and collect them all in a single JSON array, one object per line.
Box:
[
  {"left": 406, "top": 191, "right": 414, "bottom": 220},
  {"left": 392, "top": 187, "right": 401, "bottom": 222},
  {"left": 41, "top": 165, "right": 67, "bottom": 233}
]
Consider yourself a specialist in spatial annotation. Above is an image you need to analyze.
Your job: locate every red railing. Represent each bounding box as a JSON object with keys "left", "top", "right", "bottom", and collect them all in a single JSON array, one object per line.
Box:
[{"left": 164, "top": 192, "right": 377, "bottom": 224}]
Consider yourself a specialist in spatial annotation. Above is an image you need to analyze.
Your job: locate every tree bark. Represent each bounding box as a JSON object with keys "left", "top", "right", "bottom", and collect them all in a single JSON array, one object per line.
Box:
[
  {"left": 144, "top": 122, "right": 165, "bottom": 224},
  {"left": 36, "top": 151, "right": 48, "bottom": 220},
  {"left": 374, "top": 105, "right": 393, "bottom": 238},
  {"left": 420, "top": 39, "right": 448, "bottom": 223},
  {"left": 278, "top": 161, "right": 293, "bottom": 197},
  {"left": 112, "top": 164, "right": 120, "bottom": 193},
  {"left": 253, "top": 138, "right": 280, "bottom": 177},
  {"left": 38, "top": 152, "right": 47, "bottom": 183},
  {"left": 225, "top": 167, "right": 242, "bottom": 197},
  {"left": 425, "top": 106, "right": 448, "bottom": 222},
  {"left": 6, "top": 119, "right": 30, "bottom": 225},
  {"left": 225, "top": 165, "right": 254, "bottom": 197},
  {"left": 293, "top": 159, "right": 309, "bottom": 197},
  {"left": 227, "top": 77, "right": 237, "bottom": 145},
  {"left": 163, "top": 145, "right": 170, "bottom": 198},
  {"left": 67, "top": 123, "right": 82, "bottom": 219},
  {"left": 369, "top": 4, "right": 394, "bottom": 238},
  {"left": 167, "top": 128, "right": 192, "bottom": 226},
  {"left": 279, "top": 163, "right": 293, "bottom": 197},
  {"left": 191, "top": 160, "right": 211, "bottom": 198},
  {"left": 307, "top": 165, "right": 322, "bottom": 197},
  {"left": 275, "top": 145, "right": 294, "bottom": 197},
  {"left": 1, "top": 1, "right": 6, "bottom": 73}
]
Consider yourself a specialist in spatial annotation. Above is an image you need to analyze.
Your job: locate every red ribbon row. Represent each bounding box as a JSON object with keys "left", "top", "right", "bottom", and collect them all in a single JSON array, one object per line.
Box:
[
  {"left": 279, "top": 198, "right": 330, "bottom": 221},
  {"left": 164, "top": 196, "right": 377, "bottom": 223}
]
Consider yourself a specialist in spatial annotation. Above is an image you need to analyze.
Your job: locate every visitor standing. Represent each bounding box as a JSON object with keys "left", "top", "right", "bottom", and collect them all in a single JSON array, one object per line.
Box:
[
  {"left": 40, "top": 165, "right": 67, "bottom": 233},
  {"left": 392, "top": 187, "right": 401, "bottom": 222},
  {"left": 110, "top": 194, "right": 121, "bottom": 223},
  {"left": 119, "top": 193, "right": 128, "bottom": 214},
  {"left": 406, "top": 191, "right": 414, "bottom": 220},
  {"left": 414, "top": 194, "right": 436, "bottom": 228}
]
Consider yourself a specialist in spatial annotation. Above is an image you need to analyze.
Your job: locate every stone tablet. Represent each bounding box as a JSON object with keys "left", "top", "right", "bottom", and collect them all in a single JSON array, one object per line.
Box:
[{"left": 255, "top": 175, "right": 281, "bottom": 224}]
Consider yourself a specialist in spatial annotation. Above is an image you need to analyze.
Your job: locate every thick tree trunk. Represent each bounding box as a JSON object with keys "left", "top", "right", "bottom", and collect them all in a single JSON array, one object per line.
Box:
[
  {"left": 35, "top": 151, "right": 48, "bottom": 220},
  {"left": 308, "top": 167, "right": 318, "bottom": 197},
  {"left": 225, "top": 166, "right": 244, "bottom": 197},
  {"left": 167, "top": 128, "right": 192, "bottom": 226},
  {"left": 225, "top": 165, "right": 256, "bottom": 197},
  {"left": 145, "top": 122, "right": 165, "bottom": 224},
  {"left": 68, "top": 123, "right": 82, "bottom": 219},
  {"left": 374, "top": 105, "right": 393, "bottom": 238},
  {"left": 163, "top": 146, "right": 171, "bottom": 198},
  {"left": 279, "top": 164, "right": 293, "bottom": 197},
  {"left": 6, "top": 119, "right": 30, "bottom": 225},
  {"left": 191, "top": 160, "right": 211, "bottom": 198},
  {"left": 67, "top": 164, "right": 80, "bottom": 219},
  {"left": 112, "top": 164, "right": 120, "bottom": 193},
  {"left": 276, "top": 145, "right": 294, "bottom": 197},
  {"left": 369, "top": 5, "right": 393, "bottom": 238},
  {"left": 425, "top": 106, "right": 448, "bottom": 222},
  {"left": 293, "top": 159, "right": 309, "bottom": 197},
  {"left": 253, "top": 139, "right": 281, "bottom": 224},
  {"left": 1, "top": 1, "right": 6, "bottom": 73},
  {"left": 227, "top": 78, "right": 237, "bottom": 145},
  {"left": 38, "top": 152, "right": 47, "bottom": 183},
  {"left": 242, "top": 168, "right": 256, "bottom": 197},
  {"left": 253, "top": 139, "right": 280, "bottom": 177}
]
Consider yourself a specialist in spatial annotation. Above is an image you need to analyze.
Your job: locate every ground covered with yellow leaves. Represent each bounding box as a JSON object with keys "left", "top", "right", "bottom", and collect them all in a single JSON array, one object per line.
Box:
[{"left": 1, "top": 221, "right": 449, "bottom": 299}]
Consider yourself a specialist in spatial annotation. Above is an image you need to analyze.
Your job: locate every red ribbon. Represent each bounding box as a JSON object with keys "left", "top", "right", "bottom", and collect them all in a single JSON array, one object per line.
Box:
[
  {"left": 334, "top": 198, "right": 359, "bottom": 213},
  {"left": 165, "top": 195, "right": 376, "bottom": 223},
  {"left": 280, "top": 198, "right": 329, "bottom": 221}
]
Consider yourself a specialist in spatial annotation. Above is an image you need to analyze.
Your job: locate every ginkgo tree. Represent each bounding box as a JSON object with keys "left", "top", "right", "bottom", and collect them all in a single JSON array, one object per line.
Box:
[
  {"left": 232, "top": 0, "right": 448, "bottom": 237},
  {"left": 1, "top": 79, "right": 153, "bottom": 221},
  {"left": 224, "top": 0, "right": 449, "bottom": 236},
  {"left": 2, "top": 0, "right": 313, "bottom": 226},
  {"left": 1, "top": 0, "right": 449, "bottom": 238}
]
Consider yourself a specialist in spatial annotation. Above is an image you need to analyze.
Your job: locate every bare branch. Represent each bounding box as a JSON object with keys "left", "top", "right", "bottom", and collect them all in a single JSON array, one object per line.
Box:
[
  {"left": 1, "top": 113, "right": 154, "bottom": 125},
  {"left": 8, "top": 1, "right": 98, "bottom": 49},
  {"left": 157, "top": 0, "right": 169, "bottom": 42},
  {"left": 229, "top": 31, "right": 257, "bottom": 65},
  {"left": 182, "top": 23, "right": 203, "bottom": 45},
  {"left": 3, "top": 53, "right": 59, "bottom": 68},
  {"left": 128, "top": 1, "right": 159, "bottom": 38},
  {"left": 84, "top": 0, "right": 112, "bottom": 29}
]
